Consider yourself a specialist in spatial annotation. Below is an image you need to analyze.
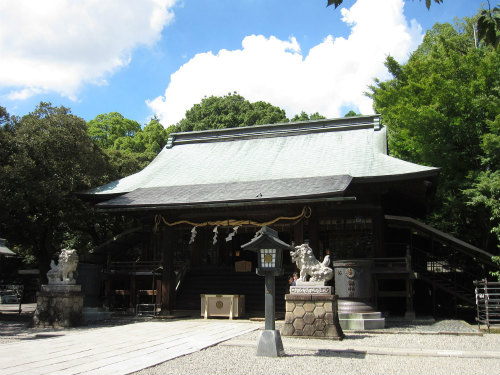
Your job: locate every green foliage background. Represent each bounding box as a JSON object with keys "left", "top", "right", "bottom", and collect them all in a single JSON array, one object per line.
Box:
[
  {"left": 368, "top": 16, "right": 500, "bottom": 253},
  {"left": 0, "top": 103, "right": 116, "bottom": 277}
]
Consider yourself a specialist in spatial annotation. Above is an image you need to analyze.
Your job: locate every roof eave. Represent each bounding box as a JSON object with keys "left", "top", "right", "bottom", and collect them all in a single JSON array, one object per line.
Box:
[
  {"left": 351, "top": 169, "right": 440, "bottom": 184},
  {"left": 95, "top": 195, "right": 357, "bottom": 213}
]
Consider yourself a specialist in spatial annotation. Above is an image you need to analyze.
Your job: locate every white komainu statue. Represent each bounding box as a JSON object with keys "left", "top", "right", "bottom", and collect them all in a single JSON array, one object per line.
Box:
[
  {"left": 290, "top": 243, "right": 333, "bottom": 283},
  {"left": 47, "top": 249, "right": 79, "bottom": 285}
]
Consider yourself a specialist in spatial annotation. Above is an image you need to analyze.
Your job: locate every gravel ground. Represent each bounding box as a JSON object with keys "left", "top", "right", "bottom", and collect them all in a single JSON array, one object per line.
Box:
[
  {"left": 131, "top": 343, "right": 500, "bottom": 375},
  {"left": 383, "top": 317, "right": 482, "bottom": 333},
  {"left": 131, "top": 327, "right": 500, "bottom": 375}
]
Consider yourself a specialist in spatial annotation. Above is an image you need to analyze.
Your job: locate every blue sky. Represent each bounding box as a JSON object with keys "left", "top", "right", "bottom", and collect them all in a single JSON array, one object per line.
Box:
[{"left": 0, "top": 0, "right": 483, "bottom": 127}]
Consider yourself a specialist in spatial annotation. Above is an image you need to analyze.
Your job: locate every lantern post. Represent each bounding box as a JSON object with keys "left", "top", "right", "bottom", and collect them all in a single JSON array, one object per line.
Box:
[{"left": 241, "top": 226, "right": 289, "bottom": 357}]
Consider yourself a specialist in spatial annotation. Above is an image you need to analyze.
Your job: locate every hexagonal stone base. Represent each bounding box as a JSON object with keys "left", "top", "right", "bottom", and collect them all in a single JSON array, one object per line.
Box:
[{"left": 282, "top": 294, "right": 344, "bottom": 340}]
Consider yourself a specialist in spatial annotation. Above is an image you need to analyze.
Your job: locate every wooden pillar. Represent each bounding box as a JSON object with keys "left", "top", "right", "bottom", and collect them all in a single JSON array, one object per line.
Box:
[
  {"left": 309, "top": 216, "right": 319, "bottom": 257},
  {"left": 405, "top": 246, "right": 415, "bottom": 319},
  {"left": 129, "top": 274, "right": 136, "bottom": 311},
  {"left": 373, "top": 207, "right": 385, "bottom": 257},
  {"left": 104, "top": 251, "right": 112, "bottom": 309},
  {"left": 160, "top": 226, "right": 176, "bottom": 315},
  {"left": 156, "top": 279, "right": 163, "bottom": 306},
  {"left": 293, "top": 220, "right": 304, "bottom": 246},
  {"left": 405, "top": 278, "right": 416, "bottom": 320}
]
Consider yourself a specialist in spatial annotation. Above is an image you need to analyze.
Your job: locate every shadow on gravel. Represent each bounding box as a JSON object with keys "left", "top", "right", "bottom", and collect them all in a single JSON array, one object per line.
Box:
[
  {"left": 283, "top": 349, "right": 367, "bottom": 359},
  {"left": 22, "top": 333, "right": 66, "bottom": 340},
  {"left": 343, "top": 334, "right": 372, "bottom": 340},
  {"left": 0, "top": 310, "right": 152, "bottom": 340},
  {"left": 316, "top": 349, "right": 367, "bottom": 359}
]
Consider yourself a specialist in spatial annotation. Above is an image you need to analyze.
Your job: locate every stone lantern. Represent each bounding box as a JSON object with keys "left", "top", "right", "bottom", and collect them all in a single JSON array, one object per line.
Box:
[{"left": 241, "top": 226, "right": 290, "bottom": 357}]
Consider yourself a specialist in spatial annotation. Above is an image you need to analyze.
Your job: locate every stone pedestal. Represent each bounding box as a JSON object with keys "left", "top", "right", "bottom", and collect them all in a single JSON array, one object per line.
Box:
[
  {"left": 282, "top": 293, "right": 344, "bottom": 339},
  {"left": 32, "top": 285, "right": 83, "bottom": 327}
]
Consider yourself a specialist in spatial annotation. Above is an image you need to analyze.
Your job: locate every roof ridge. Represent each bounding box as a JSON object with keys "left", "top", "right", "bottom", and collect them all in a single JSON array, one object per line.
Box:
[{"left": 165, "top": 114, "right": 381, "bottom": 148}]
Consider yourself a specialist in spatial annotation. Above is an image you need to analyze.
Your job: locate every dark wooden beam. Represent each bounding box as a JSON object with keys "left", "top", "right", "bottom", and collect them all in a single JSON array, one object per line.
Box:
[
  {"left": 160, "top": 226, "right": 176, "bottom": 315},
  {"left": 293, "top": 220, "right": 303, "bottom": 246}
]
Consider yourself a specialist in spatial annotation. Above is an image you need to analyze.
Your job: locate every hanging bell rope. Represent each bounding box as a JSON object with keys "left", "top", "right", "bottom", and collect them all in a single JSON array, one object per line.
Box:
[{"left": 153, "top": 205, "right": 312, "bottom": 232}]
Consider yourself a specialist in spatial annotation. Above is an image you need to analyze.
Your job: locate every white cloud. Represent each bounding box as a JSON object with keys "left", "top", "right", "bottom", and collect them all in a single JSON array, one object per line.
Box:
[
  {"left": 5, "top": 87, "right": 45, "bottom": 101},
  {"left": 0, "top": 0, "right": 177, "bottom": 100},
  {"left": 148, "top": 0, "right": 423, "bottom": 126}
]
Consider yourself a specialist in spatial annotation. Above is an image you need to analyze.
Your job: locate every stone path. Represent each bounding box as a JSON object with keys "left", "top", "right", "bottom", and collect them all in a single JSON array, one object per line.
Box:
[{"left": 0, "top": 319, "right": 260, "bottom": 375}]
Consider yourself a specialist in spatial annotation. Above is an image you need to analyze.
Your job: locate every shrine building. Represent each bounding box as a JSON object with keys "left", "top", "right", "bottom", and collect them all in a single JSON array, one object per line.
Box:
[{"left": 80, "top": 115, "right": 493, "bottom": 318}]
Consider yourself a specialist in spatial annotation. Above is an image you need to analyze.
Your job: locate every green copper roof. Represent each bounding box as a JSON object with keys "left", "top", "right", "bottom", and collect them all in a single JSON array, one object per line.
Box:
[{"left": 87, "top": 115, "right": 439, "bottom": 197}]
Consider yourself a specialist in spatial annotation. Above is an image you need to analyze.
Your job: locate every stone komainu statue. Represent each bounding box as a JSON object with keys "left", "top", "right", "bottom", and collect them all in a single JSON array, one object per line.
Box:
[
  {"left": 290, "top": 243, "right": 333, "bottom": 283},
  {"left": 47, "top": 249, "right": 79, "bottom": 285}
]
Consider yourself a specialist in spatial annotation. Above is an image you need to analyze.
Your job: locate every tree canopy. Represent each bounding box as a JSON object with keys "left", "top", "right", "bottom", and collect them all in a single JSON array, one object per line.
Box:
[
  {"left": 368, "top": 16, "right": 500, "bottom": 252},
  {"left": 87, "top": 113, "right": 171, "bottom": 155},
  {"left": 477, "top": 4, "right": 500, "bottom": 48},
  {"left": 177, "top": 93, "right": 289, "bottom": 132},
  {"left": 0, "top": 103, "right": 116, "bottom": 276},
  {"left": 291, "top": 111, "right": 326, "bottom": 122},
  {"left": 344, "top": 110, "right": 361, "bottom": 117},
  {"left": 87, "top": 113, "right": 172, "bottom": 177},
  {"left": 87, "top": 112, "right": 141, "bottom": 150}
]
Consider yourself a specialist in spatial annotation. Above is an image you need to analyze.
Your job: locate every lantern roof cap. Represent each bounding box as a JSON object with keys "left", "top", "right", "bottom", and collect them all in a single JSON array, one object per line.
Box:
[{"left": 241, "top": 226, "right": 291, "bottom": 251}]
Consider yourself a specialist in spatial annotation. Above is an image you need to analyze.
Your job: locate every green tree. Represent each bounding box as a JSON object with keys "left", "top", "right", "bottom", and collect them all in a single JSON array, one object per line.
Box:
[
  {"left": 87, "top": 113, "right": 170, "bottom": 177},
  {"left": 138, "top": 116, "right": 170, "bottom": 154},
  {"left": 0, "top": 103, "right": 114, "bottom": 278},
  {"left": 0, "top": 107, "right": 16, "bottom": 169},
  {"left": 291, "top": 111, "right": 326, "bottom": 122},
  {"left": 465, "top": 114, "right": 500, "bottom": 251},
  {"left": 344, "top": 110, "right": 361, "bottom": 117},
  {"left": 491, "top": 256, "right": 500, "bottom": 280},
  {"left": 177, "top": 93, "right": 289, "bottom": 132},
  {"left": 368, "top": 18, "right": 500, "bottom": 252},
  {"left": 104, "top": 149, "right": 159, "bottom": 177},
  {"left": 477, "top": 2, "right": 500, "bottom": 48},
  {"left": 87, "top": 112, "right": 142, "bottom": 150}
]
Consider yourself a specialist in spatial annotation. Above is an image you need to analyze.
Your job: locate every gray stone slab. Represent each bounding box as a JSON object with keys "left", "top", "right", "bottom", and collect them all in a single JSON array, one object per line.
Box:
[
  {"left": 0, "top": 320, "right": 260, "bottom": 375},
  {"left": 339, "top": 312, "right": 383, "bottom": 320},
  {"left": 340, "top": 318, "right": 385, "bottom": 330}
]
